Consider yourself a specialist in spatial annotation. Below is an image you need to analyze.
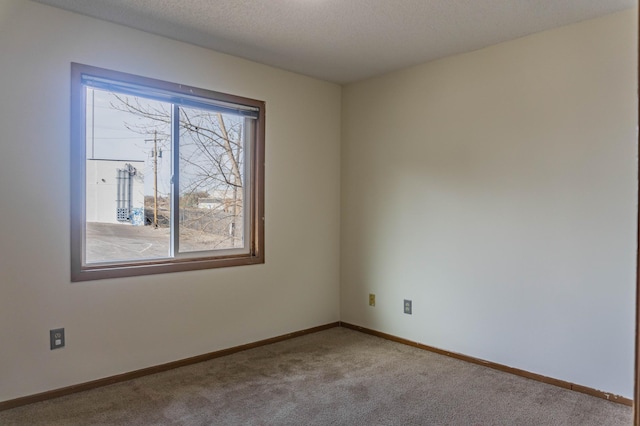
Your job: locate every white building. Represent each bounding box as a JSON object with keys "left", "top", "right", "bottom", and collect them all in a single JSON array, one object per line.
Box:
[
  {"left": 197, "top": 189, "right": 240, "bottom": 213},
  {"left": 86, "top": 159, "right": 145, "bottom": 225}
]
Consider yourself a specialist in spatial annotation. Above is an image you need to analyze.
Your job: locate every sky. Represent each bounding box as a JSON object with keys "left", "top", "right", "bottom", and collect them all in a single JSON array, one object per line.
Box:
[
  {"left": 85, "top": 87, "right": 246, "bottom": 199},
  {"left": 86, "top": 88, "right": 172, "bottom": 196}
]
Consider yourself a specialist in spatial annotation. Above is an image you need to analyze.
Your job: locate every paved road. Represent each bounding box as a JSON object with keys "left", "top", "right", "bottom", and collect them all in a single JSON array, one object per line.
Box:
[{"left": 85, "top": 222, "right": 238, "bottom": 263}]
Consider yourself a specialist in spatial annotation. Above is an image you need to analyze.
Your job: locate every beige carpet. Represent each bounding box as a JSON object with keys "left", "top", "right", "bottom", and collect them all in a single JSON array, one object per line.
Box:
[{"left": 0, "top": 327, "right": 632, "bottom": 425}]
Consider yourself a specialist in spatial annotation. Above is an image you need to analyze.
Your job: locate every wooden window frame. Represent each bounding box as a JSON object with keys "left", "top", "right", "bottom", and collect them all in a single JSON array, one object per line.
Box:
[{"left": 70, "top": 63, "right": 265, "bottom": 281}]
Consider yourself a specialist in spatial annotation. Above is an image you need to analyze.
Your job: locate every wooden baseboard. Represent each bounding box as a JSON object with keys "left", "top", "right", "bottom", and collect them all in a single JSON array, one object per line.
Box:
[
  {"left": 339, "top": 322, "right": 632, "bottom": 407},
  {"left": 2, "top": 321, "right": 631, "bottom": 411},
  {"left": 0, "top": 322, "right": 340, "bottom": 411}
]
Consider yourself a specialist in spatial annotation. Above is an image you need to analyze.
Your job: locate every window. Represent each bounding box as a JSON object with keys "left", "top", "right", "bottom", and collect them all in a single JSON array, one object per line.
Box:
[{"left": 71, "top": 63, "right": 265, "bottom": 281}]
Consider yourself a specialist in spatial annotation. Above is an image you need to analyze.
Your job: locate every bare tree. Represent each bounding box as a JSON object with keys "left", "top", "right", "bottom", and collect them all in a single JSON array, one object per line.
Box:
[{"left": 110, "top": 94, "right": 245, "bottom": 250}]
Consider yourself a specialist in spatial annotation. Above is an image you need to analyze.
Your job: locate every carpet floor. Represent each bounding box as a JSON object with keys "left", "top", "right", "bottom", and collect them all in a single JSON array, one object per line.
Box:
[{"left": 0, "top": 327, "right": 632, "bottom": 425}]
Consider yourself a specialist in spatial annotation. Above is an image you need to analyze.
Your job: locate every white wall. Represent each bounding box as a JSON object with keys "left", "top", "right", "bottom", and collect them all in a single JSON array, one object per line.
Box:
[
  {"left": 341, "top": 9, "right": 637, "bottom": 398},
  {"left": 0, "top": 0, "right": 341, "bottom": 402},
  {"left": 0, "top": 0, "right": 636, "bottom": 404}
]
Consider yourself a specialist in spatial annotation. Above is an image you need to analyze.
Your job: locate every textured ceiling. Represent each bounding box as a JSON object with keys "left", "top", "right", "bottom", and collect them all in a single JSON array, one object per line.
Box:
[{"left": 32, "top": 0, "right": 636, "bottom": 84}]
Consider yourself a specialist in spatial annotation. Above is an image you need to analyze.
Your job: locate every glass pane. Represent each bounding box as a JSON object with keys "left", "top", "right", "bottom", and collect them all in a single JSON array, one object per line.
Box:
[
  {"left": 84, "top": 88, "right": 172, "bottom": 264},
  {"left": 178, "top": 106, "right": 246, "bottom": 253}
]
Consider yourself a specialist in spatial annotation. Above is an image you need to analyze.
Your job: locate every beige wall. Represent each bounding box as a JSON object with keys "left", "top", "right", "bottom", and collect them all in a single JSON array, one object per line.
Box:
[
  {"left": 0, "top": 0, "right": 341, "bottom": 402},
  {"left": 0, "top": 0, "right": 636, "bottom": 404},
  {"left": 341, "top": 10, "right": 637, "bottom": 397}
]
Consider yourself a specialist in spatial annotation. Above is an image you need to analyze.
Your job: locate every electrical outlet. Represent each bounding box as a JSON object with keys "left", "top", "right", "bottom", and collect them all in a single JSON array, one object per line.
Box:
[
  {"left": 404, "top": 300, "right": 412, "bottom": 315},
  {"left": 369, "top": 293, "right": 375, "bottom": 307},
  {"left": 50, "top": 328, "right": 65, "bottom": 350}
]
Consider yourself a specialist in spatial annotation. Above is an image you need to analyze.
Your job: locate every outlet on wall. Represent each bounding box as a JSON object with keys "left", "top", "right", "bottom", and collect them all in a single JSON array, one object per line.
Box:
[
  {"left": 369, "top": 293, "right": 375, "bottom": 307},
  {"left": 404, "top": 300, "right": 412, "bottom": 315},
  {"left": 50, "top": 328, "right": 65, "bottom": 350}
]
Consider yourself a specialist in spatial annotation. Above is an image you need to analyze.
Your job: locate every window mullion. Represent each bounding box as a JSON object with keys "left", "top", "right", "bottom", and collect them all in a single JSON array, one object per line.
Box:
[{"left": 170, "top": 104, "right": 180, "bottom": 257}]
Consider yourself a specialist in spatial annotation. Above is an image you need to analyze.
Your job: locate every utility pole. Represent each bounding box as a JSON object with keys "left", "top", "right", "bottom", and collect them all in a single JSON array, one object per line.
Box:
[
  {"left": 153, "top": 130, "right": 158, "bottom": 229},
  {"left": 145, "top": 131, "right": 159, "bottom": 228}
]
